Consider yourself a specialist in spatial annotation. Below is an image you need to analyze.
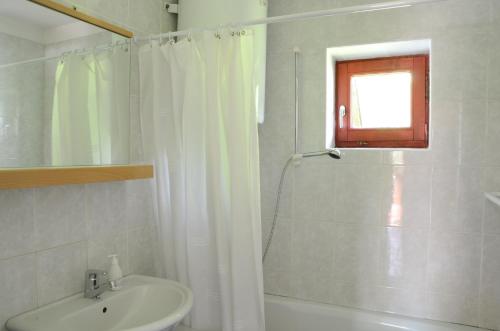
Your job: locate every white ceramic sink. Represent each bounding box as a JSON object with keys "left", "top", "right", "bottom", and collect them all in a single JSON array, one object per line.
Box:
[{"left": 6, "top": 275, "right": 193, "bottom": 331}]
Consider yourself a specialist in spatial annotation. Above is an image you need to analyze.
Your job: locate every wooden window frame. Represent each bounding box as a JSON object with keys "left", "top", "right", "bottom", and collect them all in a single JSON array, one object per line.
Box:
[{"left": 335, "top": 54, "right": 429, "bottom": 148}]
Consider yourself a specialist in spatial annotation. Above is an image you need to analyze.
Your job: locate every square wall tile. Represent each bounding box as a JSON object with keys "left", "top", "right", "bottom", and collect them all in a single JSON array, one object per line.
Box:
[
  {"left": 263, "top": 220, "right": 292, "bottom": 273},
  {"left": 260, "top": 181, "right": 293, "bottom": 220},
  {"left": 263, "top": 270, "right": 291, "bottom": 296},
  {"left": 336, "top": 150, "right": 383, "bottom": 165},
  {"left": 479, "top": 235, "right": 500, "bottom": 330},
  {"left": 374, "top": 286, "right": 426, "bottom": 318},
  {"left": 429, "top": 100, "right": 459, "bottom": 165},
  {"left": 88, "top": 231, "right": 129, "bottom": 274},
  {"left": 128, "top": 226, "right": 155, "bottom": 276},
  {"left": 290, "top": 220, "right": 336, "bottom": 273},
  {"left": 333, "top": 223, "right": 380, "bottom": 286},
  {"left": 489, "top": 31, "right": 500, "bottom": 101},
  {"left": 288, "top": 220, "right": 336, "bottom": 303},
  {"left": 37, "top": 242, "right": 87, "bottom": 305},
  {"left": 458, "top": 99, "right": 487, "bottom": 167},
  {"left": 298, "top": 79, "right": 326, "bottom": 152},
  {"left": 382, "top": 150, "right": 433, "bottom": 166},
  {"left": 85, "top": 0, "right": 129, "bottom": 25},
  {"left": 128, "top": 0, "right": 162, "bottom": 35},
  {"left": 0, "top": 255, "right": 36, "bottom": 331},
  {"left": 86, "top": 182, "right": 127, "bottom": 240},
  {"left": 431, "top": 166, "right": 482, "bottom": 234},
  {"left": 293, "top": 158, "right": 336, "bottom": 222},
  {"left": 125, "top": 180, "right": 154, "bottom": 230},
  {"left": 334, "top": 165, "right": 383, "bottom": 225},
  {"left": 426, "top": 232, "right": 481, "bottom": 298},
  {"left": 34, "top": 185, "right": 86, "bottom": 250},
  {"left": 380, "top": 166, "right": 431, "bottom": 229},
  {"left": 483, "top": 101, "right": 500, "bottom": 166},
  {"left": 483, "top": 199, "right": 500, "bottom": 235},
  {"left": 377, "top": 227, "right": 427, "bottom": 290},
  {"left": 481, "top": 166, "right": 500, "bottom": 193},
  {"left": 0, "top": 189, "right": 35, "bottom": 260},
  {"left": 425, "top": 291, "right": 479, "bottom": 327},
  {"left": 431, "top": 166, "right": 460, "bottom": 232},
  {"left": 289, "top": 270, "right": 333, "bottom": 304},
  {"left": 429, "top": 0, "right": 492, "bottom": 29},
  {"left": 456, "top": 167, "right": 484, "bottom": 234},
  {"left": 330, "top": 280, "right": 378, "bottom": 312}
]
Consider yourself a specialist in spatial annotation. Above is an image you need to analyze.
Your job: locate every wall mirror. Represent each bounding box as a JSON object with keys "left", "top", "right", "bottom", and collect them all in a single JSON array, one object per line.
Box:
[{"left": 0, "top": 0, "right": 133, "bottom": 169}]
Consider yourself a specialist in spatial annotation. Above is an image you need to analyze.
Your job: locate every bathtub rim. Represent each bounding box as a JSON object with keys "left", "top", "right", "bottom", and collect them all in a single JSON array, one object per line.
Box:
[{"left": 264, "top": 294, "right": 491, "bottom": 331}]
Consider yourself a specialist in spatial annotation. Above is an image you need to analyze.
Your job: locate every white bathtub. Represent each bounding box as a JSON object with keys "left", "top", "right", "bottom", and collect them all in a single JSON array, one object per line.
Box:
[{"left": 265, "top": 295, "right": 489, "bottom": 331}]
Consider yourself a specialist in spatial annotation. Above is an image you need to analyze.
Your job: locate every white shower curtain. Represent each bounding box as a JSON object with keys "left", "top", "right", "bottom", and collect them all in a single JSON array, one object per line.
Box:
[
  {"left": 51, "top": 47, "right": 130, "bottom": 166},
  {"left": 139, "top": 32, "right": 265, "bottom": 331}
]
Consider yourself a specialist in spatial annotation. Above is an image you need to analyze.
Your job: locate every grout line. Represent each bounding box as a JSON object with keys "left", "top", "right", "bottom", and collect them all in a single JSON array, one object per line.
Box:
[
  {"left": 423, "top": 165, "right": 435, "bottom": 319},
  {"left": 0, "top": 240, "right": 88, "bottom": 263},
  {"left": 477, "top": 197, "right": 487, "bottom": 328},
  {"left": 83, "top": 183, "right": 91, "bottom": 270},
  {"left": 478, "top": 16, "right": 493, "bottom": 326},
  {"left": 30, "top": 188, "right": 39, "bottom": 308}
]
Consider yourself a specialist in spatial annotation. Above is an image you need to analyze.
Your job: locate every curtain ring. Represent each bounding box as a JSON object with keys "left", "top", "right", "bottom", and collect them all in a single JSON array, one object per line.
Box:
[
  {"left": 229, "top": 24, "right": 236, "bottom": 37},
  {"left": 60, "top": 51, "right": 68, "bottom": 64},
  {"left": 215, "top": 25, "right": 223, "bottom": 39}
]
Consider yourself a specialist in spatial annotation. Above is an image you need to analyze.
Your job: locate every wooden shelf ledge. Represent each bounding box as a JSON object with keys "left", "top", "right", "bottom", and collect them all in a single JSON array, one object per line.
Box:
[{"left": 0, "top": 164, "right": 153, "bottom": 189}]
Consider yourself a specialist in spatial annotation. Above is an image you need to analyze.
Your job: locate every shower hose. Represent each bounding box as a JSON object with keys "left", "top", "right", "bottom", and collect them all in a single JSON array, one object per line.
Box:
[{"left": 262, "top": 155, "right": 294, "bottom": 262}]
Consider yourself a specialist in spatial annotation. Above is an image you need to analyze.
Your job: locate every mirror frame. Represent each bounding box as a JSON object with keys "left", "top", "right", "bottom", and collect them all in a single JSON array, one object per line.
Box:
[
  {"left": 0, "top": 1, "right": 153, "bottom": 189},
  {"left": 29, "top": 0, "right": 134, "bottom": 38}
]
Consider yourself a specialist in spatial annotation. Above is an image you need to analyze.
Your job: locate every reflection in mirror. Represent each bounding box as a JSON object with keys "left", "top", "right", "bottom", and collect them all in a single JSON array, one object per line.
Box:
[{"left": 0, "top": 0, "right": 131, "bottom": 168}]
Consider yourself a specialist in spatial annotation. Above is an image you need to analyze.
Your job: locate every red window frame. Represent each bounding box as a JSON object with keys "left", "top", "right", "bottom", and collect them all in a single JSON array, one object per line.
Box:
[{"left": 335, "top": 54, "right": 429, "bottom": 148}]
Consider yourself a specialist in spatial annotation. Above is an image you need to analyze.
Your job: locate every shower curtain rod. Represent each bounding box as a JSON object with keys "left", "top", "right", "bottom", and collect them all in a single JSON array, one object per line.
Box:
[
  {"left": 0, "top": 40, "right": 130, "bottom": 70},
  {"left": 137, "top": 0, "right": 448, "bottom": 41}
]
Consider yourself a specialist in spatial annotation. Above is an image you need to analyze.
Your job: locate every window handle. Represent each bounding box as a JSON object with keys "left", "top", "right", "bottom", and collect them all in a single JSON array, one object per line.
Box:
[{"left": 339, "top": 105, "right": 346, "bottom": 128}]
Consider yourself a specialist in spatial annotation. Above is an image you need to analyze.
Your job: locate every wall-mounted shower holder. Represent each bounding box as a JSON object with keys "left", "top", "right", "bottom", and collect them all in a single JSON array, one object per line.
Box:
[{"left": 164, "top": 3, "right": 178, "bottom": 14}]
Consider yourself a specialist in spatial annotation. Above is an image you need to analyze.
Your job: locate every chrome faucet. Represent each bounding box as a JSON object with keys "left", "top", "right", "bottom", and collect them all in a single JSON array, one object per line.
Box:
[{"left": 84, "top": 269, "right": 110, "bottom": 299}]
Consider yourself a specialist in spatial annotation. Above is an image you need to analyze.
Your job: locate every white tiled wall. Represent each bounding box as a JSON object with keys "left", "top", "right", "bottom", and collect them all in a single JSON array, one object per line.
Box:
[
  {"left": 0, "top": 180, "right": 156, "bottom": 330},
  {"left": 0, "top": 33, "right": 45, "bottom": 167},
  {"left": 0, "top": 1, "right": 176, "bottom": 329},
  {"left": 261, "top": 0, "right": 500, "bottom": 329}
]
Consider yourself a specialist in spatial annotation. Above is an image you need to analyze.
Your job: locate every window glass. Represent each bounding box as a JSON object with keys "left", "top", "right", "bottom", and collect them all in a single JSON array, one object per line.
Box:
[{"left": 350, "top": 72, "right": 412, "bottom": 129}]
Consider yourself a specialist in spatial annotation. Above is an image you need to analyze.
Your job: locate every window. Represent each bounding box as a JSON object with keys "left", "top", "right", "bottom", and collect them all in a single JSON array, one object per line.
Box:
[{"left": 335, "top": 55, "right": 429, "bottom": 148}]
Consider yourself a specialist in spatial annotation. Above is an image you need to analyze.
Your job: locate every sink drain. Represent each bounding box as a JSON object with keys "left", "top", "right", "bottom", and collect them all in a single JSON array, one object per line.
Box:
[{"left": 102, "top": 307, "right": 108, "bottom": 313}]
